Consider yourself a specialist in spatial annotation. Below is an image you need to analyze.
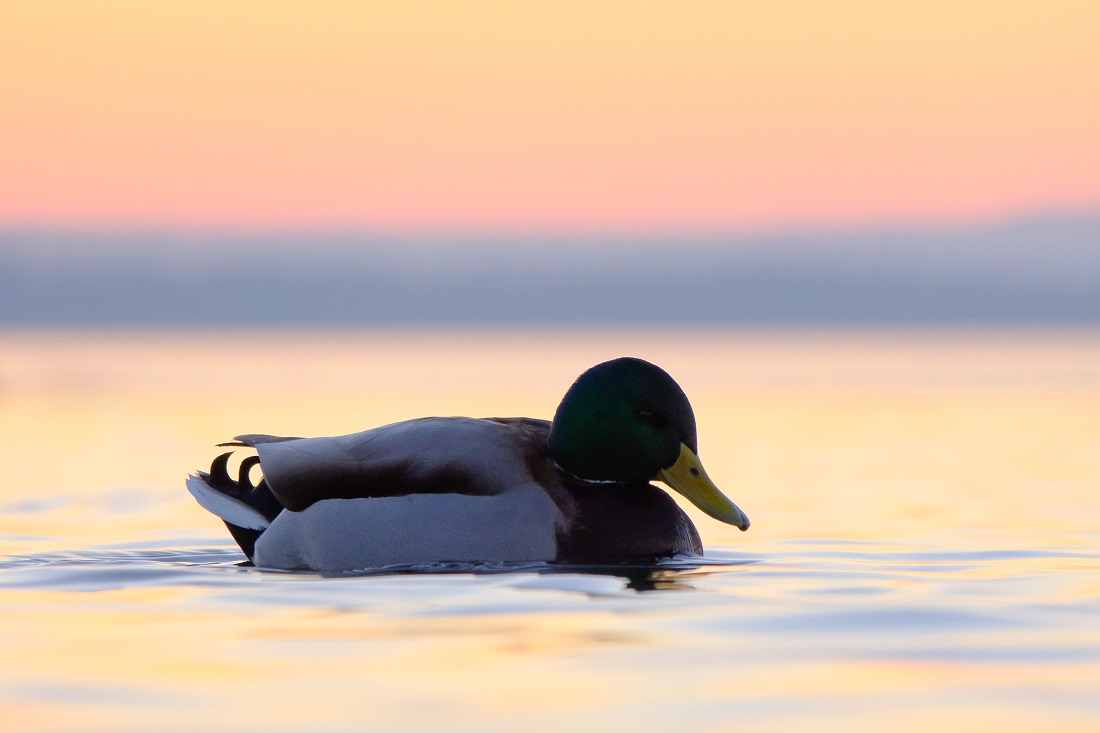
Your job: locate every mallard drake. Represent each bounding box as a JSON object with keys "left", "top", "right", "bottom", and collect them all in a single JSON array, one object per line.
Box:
[{"left": 186, "top": 357, "right": 749, "bottom": 571}]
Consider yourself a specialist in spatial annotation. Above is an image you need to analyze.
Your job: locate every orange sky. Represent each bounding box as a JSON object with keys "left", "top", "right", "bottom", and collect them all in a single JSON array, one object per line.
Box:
[{"left": 2, "top": 1, "right": 1099, "bottom": 232}]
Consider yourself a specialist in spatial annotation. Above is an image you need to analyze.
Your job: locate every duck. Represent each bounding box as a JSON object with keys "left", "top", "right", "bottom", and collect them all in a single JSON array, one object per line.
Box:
[{"left": 186, "top": 357, "right": 749, "bottom": 571}]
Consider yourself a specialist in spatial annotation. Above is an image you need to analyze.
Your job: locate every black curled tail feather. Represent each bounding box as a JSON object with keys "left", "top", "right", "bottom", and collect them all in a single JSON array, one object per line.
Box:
[{"left": 200, "top": 451, "right": 284, "bottom": 561}]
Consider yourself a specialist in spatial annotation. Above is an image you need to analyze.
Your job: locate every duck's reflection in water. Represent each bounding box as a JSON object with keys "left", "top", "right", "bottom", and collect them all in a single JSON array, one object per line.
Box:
[
  {"left": 543, "top": 564, "right": 701, "bottom": 593},
  {"left": 308, "top": 555, "right": 746, "bottom": 594}
]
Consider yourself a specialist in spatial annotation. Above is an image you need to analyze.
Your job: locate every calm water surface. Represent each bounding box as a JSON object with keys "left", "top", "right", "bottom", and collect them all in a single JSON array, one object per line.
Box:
[{"left": 1, "top": 329, "right": 1098, "bottom": 732}]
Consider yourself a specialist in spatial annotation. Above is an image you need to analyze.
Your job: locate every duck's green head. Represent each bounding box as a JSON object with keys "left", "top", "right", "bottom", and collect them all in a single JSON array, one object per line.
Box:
[{"left": 548, "top": 357, "right": 750, "bottom": 531}]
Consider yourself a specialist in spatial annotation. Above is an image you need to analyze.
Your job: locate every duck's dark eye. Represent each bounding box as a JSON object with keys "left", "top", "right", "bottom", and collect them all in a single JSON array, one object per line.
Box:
[{"left": 637, "top": 409, "right": 668, "bottom": 428}]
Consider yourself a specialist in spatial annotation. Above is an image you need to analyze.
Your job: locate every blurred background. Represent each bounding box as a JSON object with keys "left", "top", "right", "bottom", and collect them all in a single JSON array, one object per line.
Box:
[{"left": 2, "top": 1, "right": 1098, "bottom": 326}]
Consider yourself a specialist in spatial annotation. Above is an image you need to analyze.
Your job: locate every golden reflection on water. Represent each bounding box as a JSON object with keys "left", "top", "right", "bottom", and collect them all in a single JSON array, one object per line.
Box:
[
  {"left": 1, "top": 328, "right": 1099, "bottom": 732},
  {"left": 4, "top": 578, "right": 1100, "bottom": 732},
  {"left": 2, "top": 328, "right": 1097, "bottom": 545}
]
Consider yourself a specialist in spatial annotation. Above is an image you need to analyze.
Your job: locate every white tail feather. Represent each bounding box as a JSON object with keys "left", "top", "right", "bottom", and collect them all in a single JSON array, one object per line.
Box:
[{"left": 186, "top": 474, "right": 271, "bottom": 530}]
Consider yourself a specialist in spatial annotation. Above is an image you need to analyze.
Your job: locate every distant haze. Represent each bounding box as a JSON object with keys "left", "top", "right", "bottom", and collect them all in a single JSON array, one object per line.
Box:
[{"left": 2, "top": 214, "right": 1097, "bottom": 326}]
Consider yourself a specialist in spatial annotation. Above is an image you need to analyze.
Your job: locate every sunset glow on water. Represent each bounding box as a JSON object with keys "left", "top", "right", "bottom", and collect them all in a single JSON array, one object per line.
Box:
[{"left": 2, "top": 329, "right": 1098, "bottom": 731}]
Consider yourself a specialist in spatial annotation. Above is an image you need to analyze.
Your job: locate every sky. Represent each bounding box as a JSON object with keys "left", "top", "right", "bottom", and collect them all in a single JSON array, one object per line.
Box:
[{"left": 2, "top": 1, "right": 1099, "bottom": 232}]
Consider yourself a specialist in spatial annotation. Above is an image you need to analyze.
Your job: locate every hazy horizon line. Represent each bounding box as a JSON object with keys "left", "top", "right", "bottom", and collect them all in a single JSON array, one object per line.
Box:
[
  {"left": 3, "top": 211, "right": 1097, "bottom": 327},
  {"left": 3, "top": 205, "right": 1098, "bottom": 243}
]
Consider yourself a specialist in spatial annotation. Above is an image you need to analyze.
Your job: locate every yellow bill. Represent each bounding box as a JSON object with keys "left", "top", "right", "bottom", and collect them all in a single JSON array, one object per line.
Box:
[{"left": 657, "top": 443, "right": 750, "bottom": 530}]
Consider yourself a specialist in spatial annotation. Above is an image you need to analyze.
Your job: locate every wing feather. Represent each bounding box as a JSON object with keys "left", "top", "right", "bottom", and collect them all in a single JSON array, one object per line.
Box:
[{"left": 253, "top": 417, "right": 550, "bottom": 511}]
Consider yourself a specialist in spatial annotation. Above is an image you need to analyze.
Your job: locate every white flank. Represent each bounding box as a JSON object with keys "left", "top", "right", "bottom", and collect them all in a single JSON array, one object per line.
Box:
[
  {"left": 253, "top": 483, "right": 562, "bottom": 571},
  {"left": 185, "top": 474, "right": 271, "bottom": 530}
]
